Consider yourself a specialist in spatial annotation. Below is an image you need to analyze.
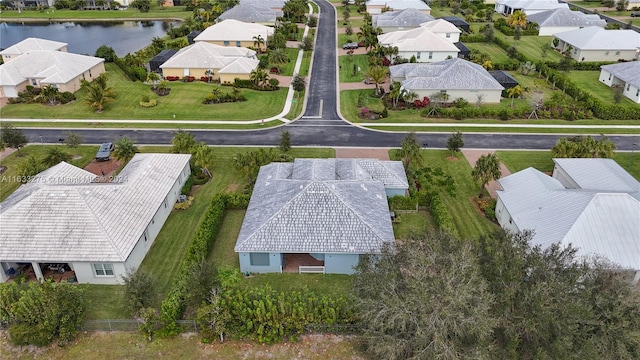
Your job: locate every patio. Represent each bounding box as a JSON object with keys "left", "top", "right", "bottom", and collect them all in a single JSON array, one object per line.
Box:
[{"left": 282, "top": 253, "right": 325, "bottom": 273}]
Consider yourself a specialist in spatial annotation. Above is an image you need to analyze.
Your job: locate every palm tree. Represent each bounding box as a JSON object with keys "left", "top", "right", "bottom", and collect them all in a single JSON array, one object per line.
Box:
[
  {"left": 396, "top": 132, "right": 423, "bottom": 170},
  {"left": 146, "top": 72, "right": 160, "bottom": 89},
  {"left": 268, "top": 48, "right": 289, "bottom": 66},
  {"left": 507, "top": 10, "right": 528, "bottom": 29},
  {"left": 191, "top": 142, "right": 215, "bottom": 177},
  {"left": 41, "top": 147, "right": 72, "bottom": 167},
  {"left": 81, "top": 73, "right": 115, "bottom": 113},
  {"left": 250, "top": 68, "right": 269, "bottom": 88},
  {"left": 253, "top": 35, "right": 265, "bottom": 53},
  {"left": 113, "top": 136, "right": 138, "bottom": 163},
  {"left": 38, "top": 85, "right": 60, "bottom": 105},
  {"left": 507, "top": 85, "right": 522, "bottom": 107},
  {"left": 365, "top": 65, "right": 388, "bottom": 96},
  {"left": 482, "top": 60, "right": 493, "bottom": 70},
  {"left": 471, "top": 153, "right": 501, "bottom": 197}
]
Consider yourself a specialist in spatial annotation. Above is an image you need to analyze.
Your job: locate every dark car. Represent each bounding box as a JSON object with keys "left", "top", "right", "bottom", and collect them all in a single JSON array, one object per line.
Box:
[
  {"left": 95, "top": 142, "right": 114, "bottom": 161},
  {"left": 342, "top": 42, "right": 359, "bottom": 50},
  {"left": 631, "top": 12, "right": 640, "bottom": 17}
]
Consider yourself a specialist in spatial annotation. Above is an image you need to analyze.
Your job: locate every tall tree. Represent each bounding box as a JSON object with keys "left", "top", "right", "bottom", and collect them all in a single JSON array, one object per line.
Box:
[
  {"left": 41, "top": 147, "right": 72, "bottom": 167},
  {"left": 252, "top": 35, "right": 265, "bottom": 52},
  {"left": 191, "top": 142, "right": 216, "bottom": 178},
  {"left": 113, "top": 136, "right": 138, "bottom": 162},
  {"left": 17, "top": 155, "right": 44, "bottom": 182},
  {"left": 551, "top": 135, "right": 616, "bottom": 158},
  {"left": 395, "top": 132, "right": 423, "bottom": 170},
  {"left": 64, "top": 132, "right": 83, "bottom": 148},
  {"left": 471, "top": 153, "right": 501, "bottom": 197},
  {"left": 364, "top": 65, "right": 388, "bottom": 96},
  {"left": 506, "top": 85, "right": 522, "bottom": 107},
  {"left": 0, "top": 123, "right": 28, "bottom": 154},
  {"left": 122, "top": 269, "right": 157, "bottom": 317},
  {"left": 506, "top": 10, "right": 527, "bottom": 29},
  {"left": 279, "top": 131, "right": 291, "bottom": 153},
  {"left": 171, "top": 130, "right": 198, "bottom": 154},
  {"left": 352, "top": 232, "right": 496, "bottom": 359},
  {"left": 268, "top": 48, "right": 289, "bottom": 66},
  {"left": 81, "top": 73, "right": 115, "bottom": 112}
]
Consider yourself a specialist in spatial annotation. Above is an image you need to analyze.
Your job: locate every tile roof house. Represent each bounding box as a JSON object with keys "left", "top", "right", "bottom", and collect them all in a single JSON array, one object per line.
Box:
[
  {"left": 218, "top": 3, "right": 283, "bottom": 25},
  {"left": 235, "top": 158, "right": 408, "bottom": 274},
  {"left": 0, "top": 37, "right": 68, "bottom": 63},
  {"left": 378, "top": 24, "right": 460, "bottom": 63},
  {"left": 159, "top": 42, "right": 259, "bottom": 83},
  {"left": 239, "top": 0, "right": 287, "bottom": 10},
  {"left": 366, "top": 0, "right": 431, "bottom": 15},
  {"left": 0, "top": 154, "right": 192, "bottom": 284},
  {"left": 552, "top": 27, "right": 640, "bottom": 62},
  {"left": 0, "top": 50, "right": 105, "bottom": 99},
  {"left": 527, "top": 8, "right": 606, "bottom": 36},
  {"left": 372, "top": 8, "right": 435, "bottom": 33},
  {"left": 496, "top": 158, "right": 640, "bottom": 284},
  {"left": 599, "top": 62, "right": 640, "bottom": 104},
  {"left": 194, "top": 19, "right": 274, "bottom": 52},
  {"left": 389, "top": 58, "right": 504, "bottom": 103},
  {"left": 494, "top": 0, "right": 568, "bottom": 15}
]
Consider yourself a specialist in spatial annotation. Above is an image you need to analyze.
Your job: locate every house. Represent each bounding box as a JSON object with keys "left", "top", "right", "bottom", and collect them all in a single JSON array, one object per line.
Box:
[
  {"left": 194, "top": 19, "right": 274, "bottom": 52},
  {"left": 0, "top": 37, "right": 68, "bottom": 63},
  {"left": 527, "top": 8, "right": 606, "bottom": 36},
  {"left": 495, "top": 158, "right": 640, "bottom": 284},
  {"left": 378, "top": 25, "right": 460, "bottom": 63},
  {"left": 420, "top": 19, "right": 462, "bottom": 43},
  {"left": 149, "top": 49, "right": 177, "bottom": 73},
  {"left": 234, "top": 158, "right": 409, "bottom": 275},
  {"left": 438, "top": 16, "right": 470, "bottom": 33},
  {"left": 599, "top": 62, "right": 640, "bottom": 104},
  {"left": 366, "top": 0, "right": 431, "bottom": 15},
  {"left": 490, "top": 70, "right": 519, "bottom": 89},
  {"left": 0, "top": 154, "right": 192, "bottom": 285},
  {"left": 552, "top": 27, "right": 640, "bottom": 62},
  {"left": 239, "top": 0, "right": 287, "bottom": 11},
  {"left": 625, "top": 0, "right": 640, "bottom": 9},
  {"left": 187, "top": 30, "right": 202, "bottom": 45},
  {"left": 0, "top": 50, "right": 105, "bottom": 99},
  {"left": 218, "top": 3, "right": 283, "bottom": 25},
  {"left": 372, "top": 8, "right": 435, "bottom": 33},
  {"left": 159, "top": 42, "right": 259, "bottom": 83},
  {"left": 389, "top": 58, "right": 504, "bottom": 103},
  {"left": 494, "top": 0, "right": 568, "bottom": 16}
]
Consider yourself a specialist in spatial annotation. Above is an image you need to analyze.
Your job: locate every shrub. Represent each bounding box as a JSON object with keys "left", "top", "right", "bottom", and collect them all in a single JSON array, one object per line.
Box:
[
  {"left": 388, "top": 195, "right": 418, "bottom": 211},
  {"left": 181, "top": 174, "right": 195, "bottom": 195},
  {"left": 139, "top": 99, "right": 157, "bottom": 108},
  {"left": 425, "top": 193, "right": 459, "bottom": 237},
  {"left": 174, "top": 196, "right": 194, "bottom": 210}
]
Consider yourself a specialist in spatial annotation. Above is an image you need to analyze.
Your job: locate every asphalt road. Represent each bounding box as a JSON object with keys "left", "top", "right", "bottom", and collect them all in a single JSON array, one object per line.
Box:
[{"left": 13, "top": 0, "right": 640, "bottom": 151}]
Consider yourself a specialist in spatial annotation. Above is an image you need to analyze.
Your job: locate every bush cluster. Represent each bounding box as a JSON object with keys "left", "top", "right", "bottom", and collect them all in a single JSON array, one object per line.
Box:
[
  {"left": 223, "top": 78, "right": 279, "bottom": 91},
  {"left": 160, "top": 194, "right": 227, "bottom": 334},
  {"left": 424, "top": 193, "right": 458, "bottom": 237},
  {"left": 388, "top": 195, "right": 418, "bottom": 211}
]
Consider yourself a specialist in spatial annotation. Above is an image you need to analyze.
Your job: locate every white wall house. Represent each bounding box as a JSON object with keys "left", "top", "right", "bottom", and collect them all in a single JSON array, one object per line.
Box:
[
  {"left": 496, "top": 159, "right": 640, "bottom": 284},
  {"left": 366, "top": 0, "right": 431, "bottom": 15},
  {"left": 235, "top": 158, "right": 408, "bottom": 275},
  {"left": 552, "top": 27, "right": 640, "bottom": 62},
  {"left": 494, "top": 0, "right": 568, "bottom": 16},
  {"left": 389, "top": 59, "right": 504, "bottom": 104},
  {"left": 372, "top": 8, "right": 435, "bottom": 33},
  {"left": 599, "top": 62, "right": 640, "bottom": 104},
  {"left": 527, "top": 8, "right": 606, "bottom": 36},
  {"left": 0, "top": 154, "right": 191, "bottom": 285},
  {"left": 378, "top": 25, "right": 460, "bottom": 63}
]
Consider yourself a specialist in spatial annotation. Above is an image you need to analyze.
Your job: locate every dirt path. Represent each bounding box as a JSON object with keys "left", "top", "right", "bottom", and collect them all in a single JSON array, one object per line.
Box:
[
  {"left": 461, "top": 149, "right": 511, "bottom": 199},
  {"left": 336, "top": 147, "right": 391, "bottom": 160},
  {"left": 0, "top": 148, "right": 17, "bottom": 161}
]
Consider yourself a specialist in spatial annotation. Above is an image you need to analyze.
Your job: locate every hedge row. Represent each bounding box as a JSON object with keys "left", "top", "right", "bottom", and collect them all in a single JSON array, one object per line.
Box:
[
  {"left": 160, "top": 194, "right": 228, "bottom": 335},
  {"left": 537, "top": 63, "right": 640, "bottom": 120},
  {"left": 421, "top": 106, "right": 532, "bottom": 120},
  {"left": 492, "top": 36, "right": 528, "bottom": 63},
  {"left": 494, "top": 24, "right": 538, "bottom": 36},
  {"left": 388, "top": 195, "right": 418, "bottom": 211},
  {"left": 425, "top": 193, "right": 459, "bottom": 237},
  {"left": 540, "top": 60, "right": 617, "bottom": 71}
]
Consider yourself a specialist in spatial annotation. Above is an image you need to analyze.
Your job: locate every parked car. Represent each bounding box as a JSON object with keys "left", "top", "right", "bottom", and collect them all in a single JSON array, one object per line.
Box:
[
  {"left": 95, "top": 142, "right": 114, "bottom": 161},
  {"left": 342, "top": 42, "right": 359, "bottom": 50},
  {"left": 631, "top": 12, "right": 640, "bottom": 17}
]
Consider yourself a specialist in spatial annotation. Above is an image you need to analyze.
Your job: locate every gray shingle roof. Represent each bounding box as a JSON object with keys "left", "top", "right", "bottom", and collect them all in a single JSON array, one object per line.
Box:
[
  {"left": 373, "top": 8, "right": 435, "bottom": 28},
  {"left": 0, "top": 154, "right": 191, "bottom": 263},
  {"left": 391, "top": 58, "right": 504, "bottom": 90},
  {"left": 235, "top": 159, "right": 408, "bottom": 254},
  {"left": 527, "top": 8, "right": 606, "bottom": 28},
  {"left": 600, "top": 61, "right": 640, "bottom": 90},
  {"left": 219, "top": 3, "right": 282, "bottom": 23}
]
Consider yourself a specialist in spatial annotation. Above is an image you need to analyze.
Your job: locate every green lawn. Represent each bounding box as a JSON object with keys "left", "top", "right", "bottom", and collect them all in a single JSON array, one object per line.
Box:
[
  {"left": 568, "top": 71, "right": 639, "bottom": 107},
  {"left": 339, "top": 54, "right": 371, "bottom": 82},
  {"left": 339, "top": 18, "right": 366, "bottom": 29},
  {"left": 82, "top": 285, "right": 127, "bottom": 320},
  {"left": 208, "top": 209, "right": 245, "bottom": 269},
  {"left": 0, "top": 63, "right": 287, "bottom": 121},
  {"left": 338, "top": 33, "right": 359, "bottom": 47},
  {"left": 0, "top": 145, "right": 97, "bottom": 202},
  {"left": 393, "top": 210, "right": 436, "bottom": 240},
  {"left": 0, "top": 6, "right": 191, "bottom": 20},
  {"left": 276, "top": 48, "right": 301, "bottom": 76},
  {"left": 464, "top": 42, "right": 511, "bottom": 63},
  {"left": 494, "top": 32, "right": 564, "bottom": 62}
]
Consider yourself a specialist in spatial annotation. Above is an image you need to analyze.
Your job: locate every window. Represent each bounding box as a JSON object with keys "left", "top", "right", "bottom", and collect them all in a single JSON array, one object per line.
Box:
[
  {"left": 223, "top": 41, "right": 230, "bottom": 46},
  {"left": 428, "top": 52, "right": 433, "bottom": 59},
  {"left": 31, "top": 79, "right": 37, "bottom": 86},
  {"left": 609, "top": 74, "right": 612, "bottom": 80},
  {"left": 93, "top": 263, "right": 114, "bottom": 277},
  {"left": 627, "top": 84, "right": 631, "bottom": 91},
  {"left": 89, "top": 69, "right": 92, "bottom": 78},
  {"left": 605, "top": 51, "right": 609, "bottom": 55},
  {"left": 416, "top": 52, "right": 421, "bottom": 59},
  {"left": 615, "top": 51, "right": 620, "bottom": 56},
  {"left": 144, "top": 230, "right": 148, "bottom": 242},
  {"left": 446, "top": 33, "right": 451, "bottom": 38},
  {"left": 636, "top": 89, "right": 639, "bottom": 97},
  {"left": 236, "top": 41, "right": 241, "bottom": 47},
  {"left": 250, "top": 253, "right": 270, "bottom": 266}
]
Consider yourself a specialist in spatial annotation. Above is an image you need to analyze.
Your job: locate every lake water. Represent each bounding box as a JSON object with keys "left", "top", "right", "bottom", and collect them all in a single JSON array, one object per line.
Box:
[{"left": 0, "top": 20, "right": 181, "bottom": 57}]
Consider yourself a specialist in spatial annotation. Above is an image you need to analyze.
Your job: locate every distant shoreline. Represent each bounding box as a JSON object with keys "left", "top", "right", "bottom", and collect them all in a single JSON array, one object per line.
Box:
[{"left": 0, "top": 17, "right": 184, "bottom": 23}]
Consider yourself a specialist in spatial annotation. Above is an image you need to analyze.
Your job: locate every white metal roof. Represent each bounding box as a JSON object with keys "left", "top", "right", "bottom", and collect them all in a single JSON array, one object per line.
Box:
[
  {"left": 0, "top": 37, "right": 67, "bottom": 56},
  {"left": 0, "top": 50, "right": 104, "bottom": 86},
  {"left": 419, "top": 19, "right": 461, "bottom": 34},
  {"left": 553, "top": 158, "right": 640, "bottom": 198},
  {"left": 194, "top": 19, "right": 274, "bottom": 42},
  {"left": 553, "top": 27, "right": 640, "bottom": 51},
  {"left": 526, "top": 8, "right": 606, "bottom": 28},
  {"left": 0, "top": 154, "right": 191, "bottom": 263}
]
